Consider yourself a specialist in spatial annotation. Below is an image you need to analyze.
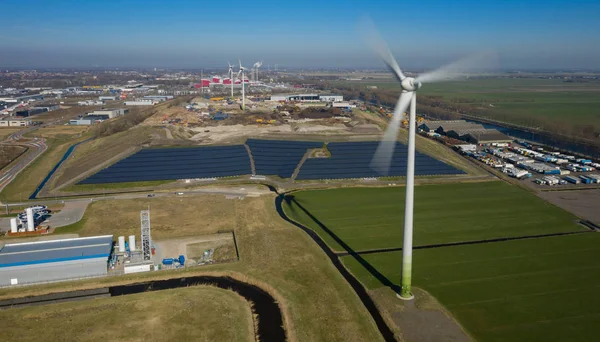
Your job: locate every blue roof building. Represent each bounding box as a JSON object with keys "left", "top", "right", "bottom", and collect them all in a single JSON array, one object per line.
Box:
[{"left": 0, "top": 235, "right": 113, "bottom": 286}]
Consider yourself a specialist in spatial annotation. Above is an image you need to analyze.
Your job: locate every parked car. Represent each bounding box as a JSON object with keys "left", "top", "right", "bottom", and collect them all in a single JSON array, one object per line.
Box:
[{"left": 147, "top": 194, "right": 155, "bottom": 197}]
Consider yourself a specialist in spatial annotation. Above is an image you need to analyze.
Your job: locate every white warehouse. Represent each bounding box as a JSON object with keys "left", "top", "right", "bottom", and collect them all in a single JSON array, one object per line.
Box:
[{"left": 0, "top": 235, "right": 113, "bottom": 287}]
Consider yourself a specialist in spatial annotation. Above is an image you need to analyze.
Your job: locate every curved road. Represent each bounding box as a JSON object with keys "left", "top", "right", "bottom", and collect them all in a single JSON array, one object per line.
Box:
[{"left": 0, "top": 139, "right": 47, "bottom": 195}]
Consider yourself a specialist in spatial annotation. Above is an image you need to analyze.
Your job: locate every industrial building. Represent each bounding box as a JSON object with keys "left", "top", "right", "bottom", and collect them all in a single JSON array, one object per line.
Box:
[
  {"left": 0, "top": 235, "right": 113, "bottom": 286},
  {"left": 419, "top": 120, "right": 485, "bottom": 134},
  {"left": 318, "top": 94, "right": 344, "bottom": 102},
  {"left": 0, "top": 117, "right": 32, "bottom": 127},
  {"left": 420, "top": 120, "right": 512, "bottom": 144},
  {"left": 124, "top": 100, "right": 156, "bottom": 106},
  {"left": 0, "top": 94, "right": 44, "bottom": 103},
  {"left": 69, "top": 114, "right": 109, "bottom": 125},
  {"left": 446, "top": 128, "right": 513, "bottom": 144},
  {"left": 270, "top": 94, "right": 344, "bottom": 102},
  {"left": 89, "top": 108, "right": 128, "bottom": 118}
]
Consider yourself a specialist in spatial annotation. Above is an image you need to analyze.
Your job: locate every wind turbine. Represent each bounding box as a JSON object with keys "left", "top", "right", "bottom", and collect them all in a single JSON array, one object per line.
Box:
[
  {"left": 238, "top": 60, "right": 246, "bottom": 110},
  {"left": 228, "top": 61, "right": 234, "bottom": 98},
  {"left": 363, "top": 18, "right": 495, "bottom": 300},
  {"left": 253, "top": 61, "right": 263, "bottom": 83}
]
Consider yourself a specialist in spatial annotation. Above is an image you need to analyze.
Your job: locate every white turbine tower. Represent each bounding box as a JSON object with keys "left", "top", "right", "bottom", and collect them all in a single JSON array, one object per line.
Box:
[
  {"left": 228, "top": 61, "right": 234, "bottom": 98},
  {"left": 238, "top": 60, "right": 246, "bottom": 110},
  {"left": 253, "top": 61, "right": 263, "bottom": 83},
  {"left": 363, "top": 18, "right": 495, "bottom": 300}
]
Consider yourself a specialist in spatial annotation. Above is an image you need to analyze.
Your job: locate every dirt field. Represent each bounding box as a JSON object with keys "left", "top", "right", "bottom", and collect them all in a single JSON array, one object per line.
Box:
[
  {"left": 370, "top": 287, "right": 471, "bottom": 342},
  {"left": 56, "top": 194, "right": 236, "bottom": 239},
  {"left": 0, "top": 128, "right": 20, "bottom": 140},
  {"left": 537, "top": 189, "right": 600, "bottom": 225},
  {"left": 28, "top": 125, "right": 88, "bottom": 138},
  {"left": 0, "top": 286, "right": 254, "bottom": 342},
  {"left": 153, "top": 233, "right": 235, "bottom": 264}
]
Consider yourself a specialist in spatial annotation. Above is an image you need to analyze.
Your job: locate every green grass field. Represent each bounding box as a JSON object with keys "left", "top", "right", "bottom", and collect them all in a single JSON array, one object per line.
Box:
[
  {"left": 338, "top": 77, "right": 600, "bottom": 129},
  {"left": 283, "top": 182, "right": 598, "bottom": 341},
  {"left": 342, "top": 234, "right": 600, "bottom": 342},
  {"left": 283, "top": 181, "right": 583, "bottom": 252}
]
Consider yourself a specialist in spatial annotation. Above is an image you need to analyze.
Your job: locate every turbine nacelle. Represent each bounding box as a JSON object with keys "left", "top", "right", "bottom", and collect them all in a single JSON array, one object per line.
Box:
[{"left": 401, "top": 77, "right": 422, "bottom": 92}]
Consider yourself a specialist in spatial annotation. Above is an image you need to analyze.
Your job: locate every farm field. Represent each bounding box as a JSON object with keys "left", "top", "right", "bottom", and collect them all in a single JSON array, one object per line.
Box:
[
  {"left": 282, "top": 182, "right": 597, "bottom": 341},
  {"left": 337, "top": 77, "right": 600, "bottom": 129},
  {"left": 342, "top": 233, "right": 600, "bottom": 342},
  {"left": 283, "top": 181, "right": 584, "bottom": 252},
  {"left": 0, "top": 286, "right": 254, "bottom": 342}
]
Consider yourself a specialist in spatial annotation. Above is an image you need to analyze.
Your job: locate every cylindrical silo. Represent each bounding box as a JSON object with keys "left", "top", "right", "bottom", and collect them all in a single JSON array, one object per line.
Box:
[
  {"left": 26, "top": 208, "right": 35, "bottom": 232},
  {"left": 118, "top": 236, "right": 126, "bottom": 252},
  {"left": 10, "top": 218, "right": 18, "bottom": 233},
  {"left": 129, "top": 235, "right": 136, "bottom": 251}
]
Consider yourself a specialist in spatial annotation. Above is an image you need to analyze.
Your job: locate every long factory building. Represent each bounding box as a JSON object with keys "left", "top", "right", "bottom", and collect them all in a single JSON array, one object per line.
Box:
[
  {"left": 0, "top": 235, "right": 113, "bottom": 287},
  {"left": 419, "top": 120, "right": 513, "bottom": 144}
]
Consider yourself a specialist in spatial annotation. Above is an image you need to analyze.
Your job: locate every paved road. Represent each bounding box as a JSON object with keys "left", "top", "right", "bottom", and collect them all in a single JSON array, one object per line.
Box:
[
  {"left": 0, "top": 119, "right": 67, "bottom": 202},
  {"left": 0, "top": 139, "right": 47, "bottom": 195}
]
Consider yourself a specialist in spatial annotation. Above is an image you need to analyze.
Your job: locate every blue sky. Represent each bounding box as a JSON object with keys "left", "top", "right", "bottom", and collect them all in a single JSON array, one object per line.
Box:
[{"left": 1, "top": 0, "right": 599, "bottom": 69}]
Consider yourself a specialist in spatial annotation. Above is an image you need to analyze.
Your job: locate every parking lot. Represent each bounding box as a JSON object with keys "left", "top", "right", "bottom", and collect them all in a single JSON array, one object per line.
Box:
[{"left": 457, "top": 141, "right": 600, "bottom": 188}]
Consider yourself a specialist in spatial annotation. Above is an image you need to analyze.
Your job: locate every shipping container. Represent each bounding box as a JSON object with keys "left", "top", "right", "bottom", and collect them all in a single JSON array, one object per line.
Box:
[{"left": 564, "top": 176, "right": 580, "bottom": 184}]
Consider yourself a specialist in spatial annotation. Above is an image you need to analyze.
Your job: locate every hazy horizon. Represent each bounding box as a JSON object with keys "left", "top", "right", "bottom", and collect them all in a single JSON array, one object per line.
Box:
[{"left": 1, "top": 0, "right": 599, "bottom": 70}]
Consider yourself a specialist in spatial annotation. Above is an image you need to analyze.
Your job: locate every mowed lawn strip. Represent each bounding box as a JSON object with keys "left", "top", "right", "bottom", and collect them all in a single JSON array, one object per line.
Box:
[
  {"left": 0, "top": 286, "right": 255, "bottom": 342},
  {"left": 341, "top": 233, "right": 600, "bottom": 342},
  {"left": 284, "top": 181, "right": 583, "bottom": 252}
]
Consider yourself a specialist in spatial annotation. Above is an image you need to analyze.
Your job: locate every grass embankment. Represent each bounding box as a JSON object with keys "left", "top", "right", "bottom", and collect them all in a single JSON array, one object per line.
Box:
[
  {"left": 0, "top": 195, "right": 383, "bottom": 341},
  {"left": 0, "top": 135, "right": 88, "bottom": 203},
  {"left": 26, "top": 125, "right": 88, "bottom": 139},
  {"left": 284, "top": 181, "right": 583, "bottom": 252},
  {"left": 0, "top": 145, "right": 27, "bottom": 170},
  {"left": 283, "top": 182, "right": 597, "bottom": 341},
  {"left": 0, "top": 128, "right": 21, "bottom": 140},
  {"left": 63, "top": 180, "right": 174, "bottom": 192},
  {"left": 51, "top": 125, "right": 167, "bottom": 190},
  {"left": 0, "top": 286, "right": 254, "bottom": 342}
]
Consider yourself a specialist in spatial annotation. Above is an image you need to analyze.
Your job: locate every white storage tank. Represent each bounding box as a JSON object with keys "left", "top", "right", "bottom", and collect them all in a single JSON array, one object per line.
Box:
[
  {"left": 118, "top": 236, "right": 126, "bottom": 252},
  {"left": 10, "top": 218, "right": 18, "bottom": 233},
  {"left": 129, "top": 235, "right": 136, "bottom": 251},
  {"left": 26, "top": 208, "right": 35, "bottom": 232}
]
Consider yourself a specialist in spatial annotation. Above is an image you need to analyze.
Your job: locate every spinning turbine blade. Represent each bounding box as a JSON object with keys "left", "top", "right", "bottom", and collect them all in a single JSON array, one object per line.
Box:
[
  {"left": 359, "top": 16, "right": 405, "bottom": 81},
  {"left": 371, "top": 92, "right": 413, "bottom": 175},
  {"left": 416, "top": 51, "right": 497, "bottom": 83}
]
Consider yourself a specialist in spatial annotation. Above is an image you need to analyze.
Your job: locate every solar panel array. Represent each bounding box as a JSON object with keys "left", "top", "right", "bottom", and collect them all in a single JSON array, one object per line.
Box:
[
  {"left": 79, "top": 145, "right": 251, "bottom": 184},
  {"left": 246, "top": 139, "right": 323, "bottom": 178},
  {"left": 296, "top": 141, "right": 464, "bottom": 180}
]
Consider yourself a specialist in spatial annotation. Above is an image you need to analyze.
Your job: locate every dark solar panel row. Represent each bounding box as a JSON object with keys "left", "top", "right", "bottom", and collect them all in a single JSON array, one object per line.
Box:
[
  {"left": 79, "top": 145, "right": 252, "bottom": 184},
  {"left": 246, "top": 139, "right": 322, "bottom": 178},
  {"left": 296, "top": 141, "right": 464, "bottom": 180}
]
